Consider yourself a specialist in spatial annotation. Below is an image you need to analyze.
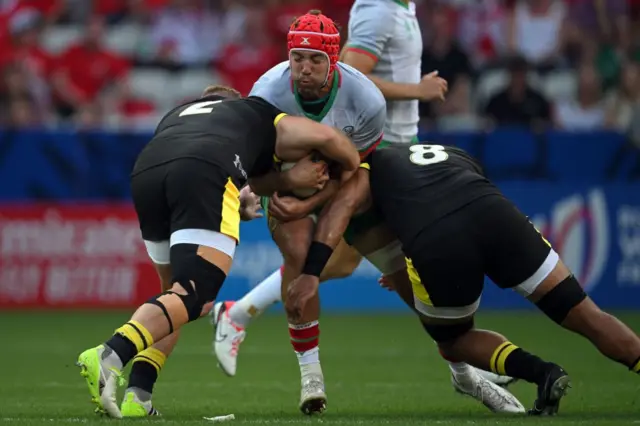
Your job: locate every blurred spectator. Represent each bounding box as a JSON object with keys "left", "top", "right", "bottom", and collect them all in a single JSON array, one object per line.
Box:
[
  {"left": 51, "top": 15, "right": 130, "bottom": 122},
  {"left": 567, "top": 0, "right": 630, "bottom": 51},
  {"left": 0, "top": 8, "right": 54, "bottom": 117},
  {"left": 0, "top": 0, "right": 64, "bottom": 26},
  {"left": 605, "top": 61, "right": 640, "bottom": 133},
  {"left": 507, "top": 0, "right": 567, "bottom": 71},
  {"left": 266, "top": 0, "right": 316, "bottom": 58},
  {"left": 554, "top": 64, "right": 605, "bottom": 130},
  {"left": 483, "top": 56, "right": 550, "bottom": 128},
  {"left": 455, "top": 0, "right": 509, "bottom": 68},
  {"left": 421, "top": 6, "right": 472, "bottom": 123},
  {"left": 93, "top": 0, "right": 129, "bottom": 24},
  {"left": 217, "top": 9, "right": 280, "bottom": 96},
  {"left": 147, "top": 0, "right": 224, "bottom": 68},
  {"left": 6, "top": 96, "right": 41, "bottom": 129}
]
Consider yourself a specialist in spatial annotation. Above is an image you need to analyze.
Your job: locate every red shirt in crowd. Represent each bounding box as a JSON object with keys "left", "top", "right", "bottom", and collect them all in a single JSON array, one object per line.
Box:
[{"left": 55, "top": 43, "right": 130, "bottom": 103}]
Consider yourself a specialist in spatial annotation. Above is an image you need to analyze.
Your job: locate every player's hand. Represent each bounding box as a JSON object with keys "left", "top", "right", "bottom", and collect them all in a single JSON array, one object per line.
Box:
[
  {"left": 378, "top": 275, "right": 395, "bottom": 291},
  {"left": 284, "top": 154, "right": 329, "bottom": 191},
  {"left": 239, "top": 186, "right": 263, "bottom": 221},
  {"left": 268, "top": 193, "right": 309, "bottom": 222},
  {"left": 285, "top": 274, "right": 320, "bottom": 321},
  {"left": 418, "top": 71, "right": 448, "bottom": 102}
]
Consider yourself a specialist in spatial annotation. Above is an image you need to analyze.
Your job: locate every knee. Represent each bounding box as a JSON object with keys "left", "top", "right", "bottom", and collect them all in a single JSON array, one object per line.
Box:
[
  {"left": 420, "top": 318, "right": 475, "bottom": 346},
  {"left": 169, "top": 244, "right": 227, "bottom": 321}
]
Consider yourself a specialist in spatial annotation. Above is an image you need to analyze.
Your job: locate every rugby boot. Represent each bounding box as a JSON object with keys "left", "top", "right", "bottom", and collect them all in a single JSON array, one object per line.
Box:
[
  {"left": 212, "top": 301, "right": 246, "bottom": 377},
  {"left": 76, "top": 345, "right": 124, "bottom": 418},
  {"left": 528, "top": 364, "right": 571, "bottom": 416},
  {"left": 121, "top": 391, "right": 161, "bottom": 417},
  {"left": 452, "top": 368, "right": 525, "bottom": 413},
  {"left": 299, "top": 364, "right": 327, "bottom": 415},
  {"left": 475, "top": 369, "right": 517, "bottom": 387}
]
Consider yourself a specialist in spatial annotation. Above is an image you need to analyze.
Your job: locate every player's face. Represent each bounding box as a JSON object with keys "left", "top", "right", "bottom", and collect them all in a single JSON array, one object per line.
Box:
[{"left": 290, "top": 50, "right": 330, "bottom": 98}]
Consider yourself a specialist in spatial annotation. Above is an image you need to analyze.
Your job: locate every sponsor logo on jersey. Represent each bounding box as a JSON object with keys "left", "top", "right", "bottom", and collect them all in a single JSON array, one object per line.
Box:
[
  {"left": 531, "top": 188, "right": 608, "bottom": 292},
  {"left": 342, "top": 126, "right": 355, "bottom": 137}
]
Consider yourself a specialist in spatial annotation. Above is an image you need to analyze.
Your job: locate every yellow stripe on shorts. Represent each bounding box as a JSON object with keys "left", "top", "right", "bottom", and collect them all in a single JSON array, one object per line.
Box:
[
  {"left": 221, "top": 177, "right": 241, "bottom": 242},
  {"left": 406, "top": 257, "right": 432, "bottom": 306}
]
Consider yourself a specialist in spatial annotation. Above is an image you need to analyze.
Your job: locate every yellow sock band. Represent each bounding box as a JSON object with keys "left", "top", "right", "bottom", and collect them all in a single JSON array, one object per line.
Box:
[
  {"left": 490, "top": 341, "right": 519, "bottom": 376},
  {"left": 115, "top": 321, "right": 154, "bottom": 352},
  {"left": 132, "top": 347, "right": 167, "bottom": 373}
]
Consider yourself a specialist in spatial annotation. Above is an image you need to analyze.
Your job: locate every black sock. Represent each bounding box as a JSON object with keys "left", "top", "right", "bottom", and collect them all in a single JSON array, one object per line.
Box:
[
  {"left": 503, "top": 348, "right": 552, "bottom": 385},
  {"left": 129, "top": 360, "right": 159, "bottom": 394},
  {"left": 489, "top": 341, "right": 552, "bottom": 385},
  {"left": 105, "top": 334, "right": 137, "bottom": 366}
]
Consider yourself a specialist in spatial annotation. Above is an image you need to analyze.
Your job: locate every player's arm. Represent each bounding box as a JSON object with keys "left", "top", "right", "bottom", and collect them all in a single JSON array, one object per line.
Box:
[
  {"left": 248, "top": 170, "right": 293, "bottom": 196},
  {"left": 284, "top": 166, "right": 371, "bottom": 320},
  {"left": 313, "top": 166, "right": 371, "bottom": 252},
  {"left": 274, "top": 114, "right": 360, "bottom": 182},
  {"left": 249, "top": 154, "right": 329, "bottom": 196},
  {"left": 341, "top": 4, "right": 446, "bottom": 102},
  {"left": 341, "top": 49, "right": 417, "bottom": 101}
]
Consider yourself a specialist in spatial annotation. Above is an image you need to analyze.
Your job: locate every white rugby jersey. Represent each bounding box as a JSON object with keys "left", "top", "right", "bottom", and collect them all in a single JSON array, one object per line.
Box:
[
  {"left": 249, "top": 61, "right": 386, "bottom": 156},
  {"left": 345, "top": 0, "right": 422, "bottom": 143}
]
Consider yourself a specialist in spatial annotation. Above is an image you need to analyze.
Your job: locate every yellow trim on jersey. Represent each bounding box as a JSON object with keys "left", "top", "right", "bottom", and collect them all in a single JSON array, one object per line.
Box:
[
  {"left": 221, "top": 178, "right": 241, "bottom": 242},
  {"left": 273, "top": 113, "right": 287, "bottom": 127},
  {"left": 406, "top": 258, "right": 432, "bottom": 306},
  {"left": 359, "top": 163, "right": 370, "bottom": 170}
]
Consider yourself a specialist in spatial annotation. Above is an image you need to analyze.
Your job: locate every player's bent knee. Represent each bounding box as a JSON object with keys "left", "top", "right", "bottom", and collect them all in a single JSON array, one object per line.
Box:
[
  {"left": 421, "top": 318, "right": 474, "bottom": 343},
  {"left": 170, "top": 243, "right": 228, "bottom": 321},
  {"left": 535, "top": 274, "right": 587, "bottom": 324}
]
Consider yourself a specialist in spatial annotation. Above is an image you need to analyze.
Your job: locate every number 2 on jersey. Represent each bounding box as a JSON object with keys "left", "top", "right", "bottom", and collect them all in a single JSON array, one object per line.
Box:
[
  {"left": 179, "top": 100, "right": 222, "bottom": 117},
  {"left": 409, "top": 144, "right": 449, "bottom": 166}
]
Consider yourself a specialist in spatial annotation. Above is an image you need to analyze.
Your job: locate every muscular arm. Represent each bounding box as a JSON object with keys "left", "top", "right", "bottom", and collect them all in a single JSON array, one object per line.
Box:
[
  {"left": 275, "top": 115, "right": 360, "bottom": 177},
  {"left": 297, "top": 179, "right": 340, "bottom": 214},
  {"left": 340, "top": 49, "right": 420, "bottom": 101},
  {"left": 248, "top": 170, "right": 293, "bottom": 196},
  {"left": 313, "top": 167, "right": 371, "bottom": 250}
]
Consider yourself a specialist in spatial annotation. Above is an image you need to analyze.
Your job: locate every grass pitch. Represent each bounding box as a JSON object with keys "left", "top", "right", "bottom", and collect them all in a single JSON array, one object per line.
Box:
[{"left": 1, "top": 311, "right": 639, "bottom": 425}]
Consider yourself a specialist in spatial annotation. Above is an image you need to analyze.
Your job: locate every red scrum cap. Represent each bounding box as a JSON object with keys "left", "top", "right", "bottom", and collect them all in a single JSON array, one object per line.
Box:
[{"left": 287, "top": 10, "right": 340, "bottom": 85}]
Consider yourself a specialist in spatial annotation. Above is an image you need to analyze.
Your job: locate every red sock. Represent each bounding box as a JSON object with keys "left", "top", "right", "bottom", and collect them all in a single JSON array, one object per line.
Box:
[{"left": 289, "top": 321, "right": 320, "bottom": 354}]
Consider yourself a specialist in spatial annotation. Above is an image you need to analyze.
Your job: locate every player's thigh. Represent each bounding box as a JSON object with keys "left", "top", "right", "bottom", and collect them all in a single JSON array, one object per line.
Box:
[
  {"left": 479, "top": 195, "right": 559, "bottom": 298},
  {"left": 406, "top": 215, "right": 485, "bottom": 321},
  {"left": 131, "top": 166, "right": 172, "bottom": 265},
  {"left": 164, "top": 159, "right": 239, "bottom": 294},
  {"left": 351, "top": 221, "right": 406, "bottom": 278}
]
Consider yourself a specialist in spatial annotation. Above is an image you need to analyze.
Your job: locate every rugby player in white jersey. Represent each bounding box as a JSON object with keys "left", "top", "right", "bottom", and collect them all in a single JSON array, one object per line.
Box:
[{"left": 213, "top": 9, "right": 523, "bottom": 415}]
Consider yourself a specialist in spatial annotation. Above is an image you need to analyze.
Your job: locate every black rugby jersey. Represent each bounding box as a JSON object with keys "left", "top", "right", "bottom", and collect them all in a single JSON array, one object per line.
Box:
[
  {"left": 132, "top": 95, "right": 284, "bottom": 187},
  {"left": 369, "top": 144, "right": 501, "bottom": 252}
]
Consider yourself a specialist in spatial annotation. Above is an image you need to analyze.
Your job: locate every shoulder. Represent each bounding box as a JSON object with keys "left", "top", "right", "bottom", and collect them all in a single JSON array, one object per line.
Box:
[
  {"left": 338, "top": 63, "right": 385, "bottom": 110},
  {"left": 249, "top": 61, "right": 292, "bottom": 96}
]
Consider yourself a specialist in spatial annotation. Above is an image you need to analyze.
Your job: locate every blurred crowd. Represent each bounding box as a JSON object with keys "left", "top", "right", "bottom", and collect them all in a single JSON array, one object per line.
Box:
[{"left": 0, "top": 0, "right": 639, "bottom": 139}]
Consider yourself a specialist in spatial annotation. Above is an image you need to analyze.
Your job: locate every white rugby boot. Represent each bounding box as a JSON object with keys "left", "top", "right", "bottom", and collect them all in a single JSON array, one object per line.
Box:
[
  {"left": 299, "top": 364, "right": 327, "bottom": 415},
  {"left": 211, "top": 301, "right": 246, "bottom": 377},
  {"left": 452, "top": 368, "right": 525, "bottom": 413},
  {"left": 475, "top": 368, "right": 517, "bottom": 387},
  {"left": 76, "top": 345, "right": 125, "bottom": 418}
]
